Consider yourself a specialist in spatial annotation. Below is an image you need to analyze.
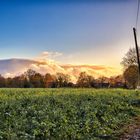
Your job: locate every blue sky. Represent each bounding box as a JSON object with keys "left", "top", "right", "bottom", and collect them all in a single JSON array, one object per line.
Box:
[{"left": 0, "top": 0, "right": 139, "bottom": 67}]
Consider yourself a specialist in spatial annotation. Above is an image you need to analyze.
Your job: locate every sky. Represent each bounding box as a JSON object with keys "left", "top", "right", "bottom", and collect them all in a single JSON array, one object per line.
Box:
[{"left": 0, "top": 0, "right": 139, "bottom": 69}]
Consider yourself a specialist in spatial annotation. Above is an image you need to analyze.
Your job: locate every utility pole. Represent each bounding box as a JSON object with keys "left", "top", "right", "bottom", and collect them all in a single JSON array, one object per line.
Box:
[{"left": 133, "top": 27, "right": 140, "bottom": 89}]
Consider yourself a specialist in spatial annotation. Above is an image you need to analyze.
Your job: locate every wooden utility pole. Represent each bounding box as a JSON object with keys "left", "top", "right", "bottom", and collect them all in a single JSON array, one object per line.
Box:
[{"left": 133, "top": 27, "right": 140, "bottom": 88}]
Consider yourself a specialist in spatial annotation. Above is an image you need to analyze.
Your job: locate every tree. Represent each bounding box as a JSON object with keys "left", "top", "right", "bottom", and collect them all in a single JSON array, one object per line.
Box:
[
  {"left": 121, "top": 48, "right": 139, "bottom": 68},
  {"left": 76, "top": 72, "right": 95, "bottom": 88},
  {"left": 121, "top": 48, "right": 140, "bottom": 89},
  {"left": 55, "top": 73, "right": 70, "bottom": 87},
  {"left": 5, "top": 77, "right": 13, "bottom": 88},
  {"left": 0, "top": 75, "right": 5, "bottom": 87},
  {"left": 24, "top": 69, "right": 44, "bottom": 88},
  {"left": 96, "top": 76, "right": 109, "bottom": 88},
  {"left": 24, "top": 69, "right": 37, "bottom": 80},
  {"left": 123, "top": 65, "right": 138, "bottom": 89},
  {"left": 23, "top": 77, "right": 31, "bottom": 88},
  {"left": 30, "top": 73, "right": 44, "bottom": 88},
  {"left": 12, "top": 75, "right": 25, "bottom": 88},
  {"left": 109, "top": 75, "right": 125, "bottom": 88},
  {"left": 44, "top": 73, "right": 55, "bottom": 88}
]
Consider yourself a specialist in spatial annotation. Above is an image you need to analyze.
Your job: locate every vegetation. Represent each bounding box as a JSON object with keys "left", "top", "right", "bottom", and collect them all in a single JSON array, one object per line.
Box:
[
  {"left": 121, "top": 48, "right": 138, "bottom": 68},
  {"left": 0, "top": 70, "right": 125, "bottom": 88},
  {"left": 121, "top": 47, "right": 140, "bottom": 89},
  {"left": 0, "top": 88, "right": 140, "bottom": 139},
  {"left": 123, "top": 65, "right": 138, "bottom": 89}
]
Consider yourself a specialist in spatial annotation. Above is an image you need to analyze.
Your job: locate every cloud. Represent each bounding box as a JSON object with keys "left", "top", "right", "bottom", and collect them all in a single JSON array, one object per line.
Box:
[
  {"left": 28, "top": 61, "right": 121, "bottom": 82},
  {"left": 38, "top": 51, "right": 63, "bottom": 60},
  {"left": 29, "top": 60, "right": 65, "bottom": 75},
  {"left": 0, "top": 51, "right": 121, "bottom": 82}
]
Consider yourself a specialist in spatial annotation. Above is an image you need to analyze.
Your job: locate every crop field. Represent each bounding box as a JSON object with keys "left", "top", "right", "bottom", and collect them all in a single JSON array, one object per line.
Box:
[{"left": 0, "top": 88, "right": 140, "bottom": 140}]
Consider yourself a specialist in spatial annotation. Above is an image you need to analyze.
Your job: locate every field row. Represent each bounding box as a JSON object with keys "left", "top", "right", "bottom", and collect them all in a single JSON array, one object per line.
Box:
[{"left": 0, "top": 89, "right": 140, "bottom": 139}]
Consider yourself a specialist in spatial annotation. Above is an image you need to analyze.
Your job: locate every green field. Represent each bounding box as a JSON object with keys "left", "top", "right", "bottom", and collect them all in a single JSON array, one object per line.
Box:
[{"left": 0, "top": 88, "right": 140, "bottom": 140}]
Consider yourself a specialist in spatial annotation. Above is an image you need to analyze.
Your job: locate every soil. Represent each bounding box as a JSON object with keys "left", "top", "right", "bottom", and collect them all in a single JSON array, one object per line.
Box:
[
  {"left": 120, "top": 117, "right": 140, "bottom": 140},
  {"left": 121, "top": 128, "right": 140, "bottom": 140}
]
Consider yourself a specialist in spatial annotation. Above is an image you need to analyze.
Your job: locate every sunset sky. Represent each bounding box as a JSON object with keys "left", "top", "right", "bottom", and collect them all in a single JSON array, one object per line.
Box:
[{"left": 0, "top": 0, "right": 139, "bottom": 69}]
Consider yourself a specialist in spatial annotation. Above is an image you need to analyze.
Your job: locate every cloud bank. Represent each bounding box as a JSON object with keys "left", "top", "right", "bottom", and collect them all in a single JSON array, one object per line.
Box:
[{"left": 0, "top": 51, "right": 121, "bottom": 82}]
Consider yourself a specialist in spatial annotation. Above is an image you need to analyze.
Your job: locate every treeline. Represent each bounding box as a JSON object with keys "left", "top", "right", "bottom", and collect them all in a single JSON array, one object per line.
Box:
[{"left": 0, "top": 69, "right": 126, "bottom": 88}]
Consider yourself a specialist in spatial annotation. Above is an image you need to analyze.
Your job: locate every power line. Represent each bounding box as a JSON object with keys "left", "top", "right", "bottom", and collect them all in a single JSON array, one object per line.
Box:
[
  {"left": 136, "top": 0, "right": 140, "bottom": 30},
  {"left": 134, "top": 0, "right": 140, "bottom": 89}
]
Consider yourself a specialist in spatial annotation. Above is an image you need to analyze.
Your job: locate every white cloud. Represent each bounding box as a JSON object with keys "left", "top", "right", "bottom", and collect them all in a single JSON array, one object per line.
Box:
[
  {"left": 39, "top": 51, "right": 63, "bottom": 60},
  {"left": 0, "top": 51, "right": 121, "bottom": 82}
]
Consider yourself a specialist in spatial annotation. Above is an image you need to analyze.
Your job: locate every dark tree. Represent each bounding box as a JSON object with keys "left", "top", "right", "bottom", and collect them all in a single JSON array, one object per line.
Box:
[
  {"left": 0, "top": 75, "right": 5, "bottom": 87},
  {"left": 123, "top": 65, "right": 138, "bottom": 89},
  {"left": 44, "top": 73, "right": 56, "bottom": 88},
  {"left": 24, "top": 69, "right": 44, "bottom": 88},
  {"left": 55, "top": 73, "right": 70, "bottom": 87},
  {"left": 121, "top": 48, "right": 139, "bottom": 68},
  {"left": 76, "top": 72, "right": 95, "bottom": 88}
]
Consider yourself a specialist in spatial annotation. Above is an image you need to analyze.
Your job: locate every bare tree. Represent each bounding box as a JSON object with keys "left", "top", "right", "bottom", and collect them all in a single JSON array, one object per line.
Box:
[{"left": 121, "top": 48, "right": 139, "bottom": 68}]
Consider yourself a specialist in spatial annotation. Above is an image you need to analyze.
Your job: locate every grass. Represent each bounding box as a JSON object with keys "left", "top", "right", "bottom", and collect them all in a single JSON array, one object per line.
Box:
[{"left": 0, "top": 88, "right": 140, "bottom": 140}]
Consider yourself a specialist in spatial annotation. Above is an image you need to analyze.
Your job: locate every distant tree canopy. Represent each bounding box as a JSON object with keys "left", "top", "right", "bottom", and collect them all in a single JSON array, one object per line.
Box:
[
  {"left": 76, "top": 72, "right": 95, "bottom": 88},
  {"left": 0, "top": 75, "right": 5, "bottom": 87},
  {"left": 55, "top": 73, "right": 71, "bottom": 88},
  {"left": 44, "top": 73, "right": 56, "bottom": 88},
  {"left": 24, "top": 69, "right": 44, "bottom": 88},
  {"left": 0, "top": 69, "right": 125, "bottom": 88}
]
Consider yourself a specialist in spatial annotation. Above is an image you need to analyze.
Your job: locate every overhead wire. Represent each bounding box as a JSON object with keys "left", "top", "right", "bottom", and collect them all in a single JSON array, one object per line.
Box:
[
  {"left": 136, "top": 0, "right": 140, "bottom": 30},
  {"left": 134, "top": 0, "right": 140, "bottom": 88}
]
